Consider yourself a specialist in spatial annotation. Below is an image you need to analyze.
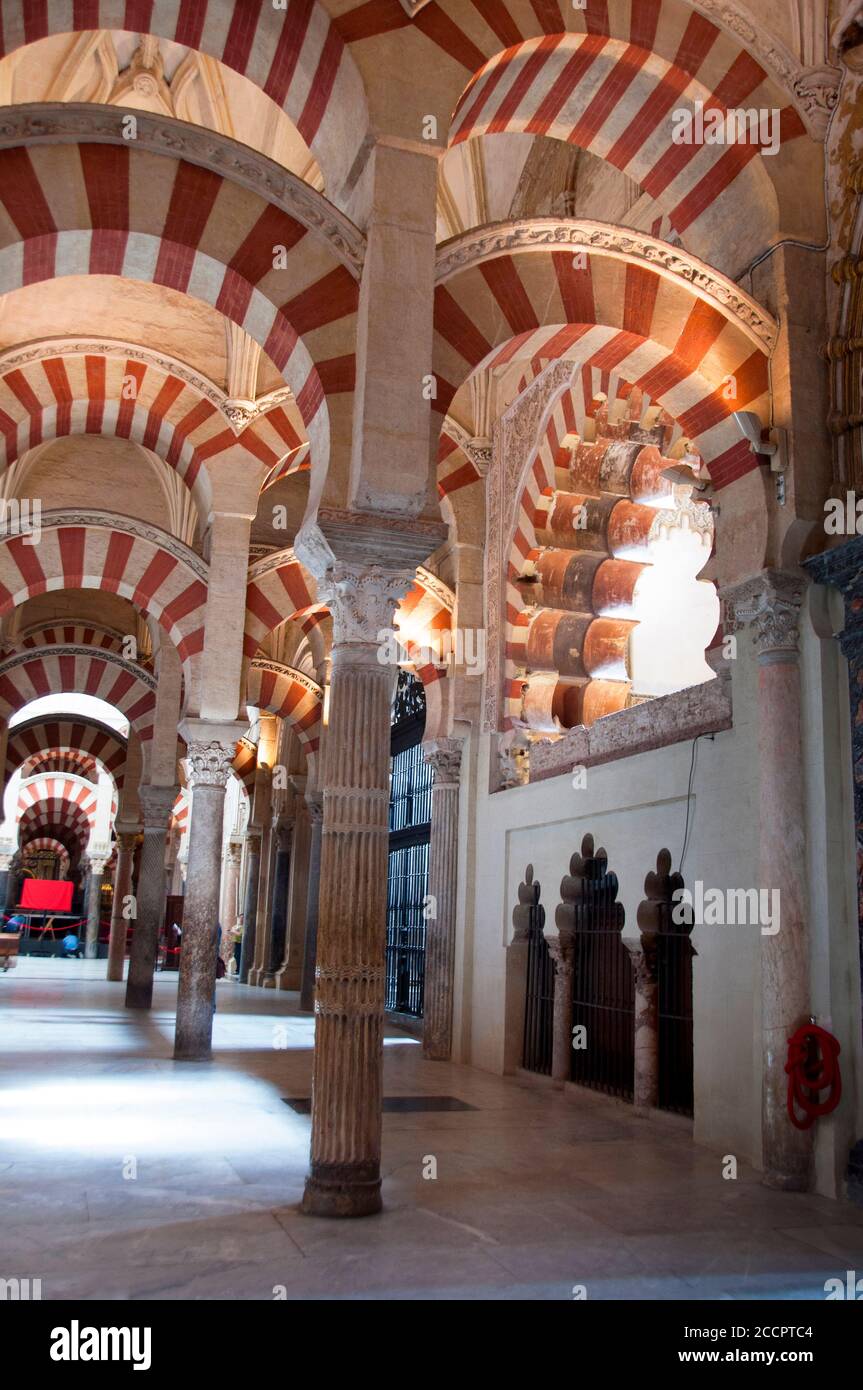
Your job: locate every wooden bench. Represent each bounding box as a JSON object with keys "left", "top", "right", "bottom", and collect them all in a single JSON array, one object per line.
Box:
[{"left": 0, "top": 932, "right": 20, "bottom": 970}]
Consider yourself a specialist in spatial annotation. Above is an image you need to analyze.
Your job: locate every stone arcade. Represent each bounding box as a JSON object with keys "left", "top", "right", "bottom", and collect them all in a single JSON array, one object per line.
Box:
[{"left": 0, "top": 0, "right": 862, "bottom": 1302}]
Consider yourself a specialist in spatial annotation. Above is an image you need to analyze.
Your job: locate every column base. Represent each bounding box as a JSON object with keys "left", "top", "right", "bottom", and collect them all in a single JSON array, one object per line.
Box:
[
  {"left": 125, "top": 982, "right": 153, "bottom": 1010},
  {"left": 301, "top": 1164, "right": 382, "bottom": 1219},
  {"left": 762, "top": 1166, "right": 811, "bottom": 1193}
]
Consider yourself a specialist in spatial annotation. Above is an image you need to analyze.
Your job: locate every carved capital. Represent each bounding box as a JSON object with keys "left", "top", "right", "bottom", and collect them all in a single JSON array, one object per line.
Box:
[
  {"left": 186, "top": 740, "right": 236, "bottom": 790},
  {"left": 115, "top": 831, "right": 139, "bottom": 854},
  {"left": 423, "top": 737, "right": 463, "bottom": 786},
  {"left": 306, "top": 790, "right": 324, "bottom": 823},
  {"left": 317, "top": 563, "right": 415, "bottom": 647},
  {"left": 725, "top": 572, "right": 805, "bottom": 659}
]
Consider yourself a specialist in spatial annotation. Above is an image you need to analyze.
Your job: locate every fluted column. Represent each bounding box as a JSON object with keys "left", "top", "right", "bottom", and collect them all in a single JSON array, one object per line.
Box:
[
  {"left": 299, "top": 791, "right": 324, "bottom": 1012},
  {"left": 422, "top": 739, "right": 463, "bottom": 1059},
  {"left": 84, "top": 855, "right": 108, "bottom": 958},
  {"left": 729, "top": 572, "right": 811, "bottom": 1190},
  {"left": 125, "top": 785, "right": 177, "bottom": 1009},
  {"left": 107, "top": 832, "right": 138, "bottom": 981},
  {"left": 301, "top": 563, "right": 415, "bottom": 1218},
  {"left": 264, "top": 821, "right": 293, "bottom": 986},
  {"left": 238, "top": 829, "right": 263, "bottom": 983},
  {"left": 174, "top": 741, "right": 235, "bottom": 1061}
]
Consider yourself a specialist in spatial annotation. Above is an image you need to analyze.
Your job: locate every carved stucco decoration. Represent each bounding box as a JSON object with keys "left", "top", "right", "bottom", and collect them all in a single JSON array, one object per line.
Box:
[
  {"left": 0, "top": 104, "right": 366, "bottom": 279},
  {"left": 688, "top": 2, "right": 840, "bottom": 137},
  {"left": 725, "top": 570, "right": 805, "bottom": 657},
  {"left": 484, "top": 359, "right": 576, "bottom": 734},
  {"left": 249, "top": 657, "right": 322, "bottom": 703},
  {"left": 0, "top": 337, "right": 299, "bottom": 438},
  {"left": 38, "top": 509, "right": 209, "bottom": 582},
  {"left": 436, "top": 220, "right": 779, "bottom": 353}
]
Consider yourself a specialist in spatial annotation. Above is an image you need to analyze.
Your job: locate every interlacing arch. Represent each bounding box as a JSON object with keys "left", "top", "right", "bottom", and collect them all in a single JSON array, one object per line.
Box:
[
  {"left": 0, "top": 348, "right": 309, "bottom": 504},
  {"left": 0, "top": 138, "right": 363, "bottom": 492},
  {"left": 502, "top": 366, "right": 718, "bottom": 731},
  {"left": 433, "top": 237, "right": 775, "bottom": 490},
  {"left": 6, "top": 716, "right": 128, "bottom": 789},
  {"left": 0, "top": 513, "right": 206, "bottom": 709},
  {"left": 0, "top": 0, "right": 370, "bottom": 200}
]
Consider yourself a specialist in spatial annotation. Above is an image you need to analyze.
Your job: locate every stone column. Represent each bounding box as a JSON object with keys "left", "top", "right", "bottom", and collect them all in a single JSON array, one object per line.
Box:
[
  {"left": 174, "top": 740, "right": 235, "bottom": 1061},
  {"left": 0, "top": 851, "right": 12, "bottom": 914},
  {"left": 546, "top": 937, "right": 574, "bottom": 1089},
  {"left": 730, "top": 572, "right": 812, "bottom": 1190},
  {"left": 238, "top": 829, "right": 263, "bottom": 983},
  {"left": 106, "top": 831, "right": 138, "bottom": 981},
  {"left": 629, "top": 947, "right": 659, "bottom": 1112},
  {"left": 264, "top": 821, "right": 293, "bottom": 987},
  {"left": 84, "top": 856, "right": 108, "bottom": 958},
  {"left": 300, "top": 561, "right": 416, "bottom": 1218},
  {"left": 125, "top": 785, "right": 177, "bottom": 1009},
  {"left": 299, "top": 790, "right": 324, "bottom": 1012},
  {"left": 422, "top": 738, "right": 463, "bottom": 1060},
  {"left": 220, "top": 837, "right": 242, "bottom": 966}
]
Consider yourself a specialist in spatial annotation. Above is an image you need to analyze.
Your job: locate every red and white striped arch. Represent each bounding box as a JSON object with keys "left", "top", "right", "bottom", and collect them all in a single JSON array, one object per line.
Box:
[
  {"left": 246, "top": 659, "right": 323, "bottom": 764},
  {"left": 244, "top": 550, "right": 326, "bottom": 660},
  {"left": 0, "top": 647, "right": 156, "bottom": 741},
  {"left": 22, "top": 748, "right": 99, "bottom": 783},
  {"left": 448, "top": 34, "right": 806, "bottom": 265},
  {"left": 434, "top": 245, "right": 770, "bottom": 486},
  {"left": 14, "top": 622, "right": 146, "bottom": 663},
  {"left": 22, "top": 835, "right": 71, "bottom": 874},
  {"left": 6, "top": 715, "right": 128, "bottom": 789},
  {"left": 0, "top": 352, "right": 308, "bottom": 500},
  {"left": 0, "top": 516, "right": 206, "bottom": 702},
  {"left": 16, "top": 772, "right": 117, "bottom": 851},
  {"left": 0, "top": 143, "right": 361, "bottom": 489},
  {"left": 0, "top": 0, "right": 369, "bottom": 198}
]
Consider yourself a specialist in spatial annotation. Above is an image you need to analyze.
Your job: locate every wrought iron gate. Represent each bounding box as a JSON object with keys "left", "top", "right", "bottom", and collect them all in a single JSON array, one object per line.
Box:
[
  {"left": 656, "top": 873, "right": 695, "bottom": 1116},
  {"left": 569, "top": 837, "right": 635, "bottom": 1099},
  {"left": 385, "top": 673, "right": 431, "bottom": 1017},
  {"left": 520, "top": 867, "right": 553, "bottom": 1075}
]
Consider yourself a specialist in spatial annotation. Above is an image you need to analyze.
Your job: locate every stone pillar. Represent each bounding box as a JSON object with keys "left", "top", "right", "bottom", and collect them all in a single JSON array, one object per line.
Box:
[
  {"left": 106, "top": 831, "right": 137, "bottom": 981},
  {"left": 629, "top": 947, "right": 659, "bottom": 1113},
  {"left": 299, "top": 791, "right": 324, "bottom": 1012},
  {"left": 125, "top": 785, "right": 176, "bottom": 1009},
  {"left": 504, "top": 866, "right": 537, "bottom": 1074},
  {"left": 174, "top": 740, "right": 235, "bottom": 1061},
  {"left": 220, "top": 837, "right": 242, "bottom": 966},
  {"left": 421, "top": 738, "right": 463, "bottom": 1060},
  {"left": 238, "top": 829, "right": 263, "bottom": 983},
  {"left": 84, "top": 856, "right": 108, "bottom": 958},
  {"left": 546, "top": 937, "right": 574, "bottom": 1089},
  {"left": 730, "top": 572, "right": 812, "bottom": 1190},
  {"left": 0, "top": 851, "right": 12, "bottom": 914},
  {"left": 300, "top": 562, "right": 416, "bottom": 1218},
  {"left": 3, "top": 856, "right": 18, "bottom": 911},
  {"left": 264, "top": 821, "right": 293, "bottom": 986}
]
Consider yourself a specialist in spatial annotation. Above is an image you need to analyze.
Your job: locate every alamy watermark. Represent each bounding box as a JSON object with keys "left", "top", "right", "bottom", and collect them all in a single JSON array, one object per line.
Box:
[
  {"left": 376, "top": 626, "right": 486, "bottom": 675},
  {"left": 673, "top": 881, "right": 780, "bottom": 936},
  {"left": 0, "top": 497, "right": 41, "bottom": 545},
  {"left": 671, "top": 101, "right": 781, "bottom": 157}
]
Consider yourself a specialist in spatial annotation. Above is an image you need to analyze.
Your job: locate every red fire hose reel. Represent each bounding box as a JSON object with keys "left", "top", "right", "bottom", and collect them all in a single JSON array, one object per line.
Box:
[{"left": 785, "top": 1023, "right": 842, "bottom": 1131}]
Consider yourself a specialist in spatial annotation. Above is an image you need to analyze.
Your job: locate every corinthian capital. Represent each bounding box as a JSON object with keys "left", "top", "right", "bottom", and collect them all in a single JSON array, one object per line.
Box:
[
  {"left": 186, "top": 740, "right": 236, "bottom": 790},
  {"left": 317, "top": 563, "right": 415, "bottom": 646},
  {"left": 725, "top": 571, "right": 805, "bottom": 660},
  {"left": 423, "top": 737, "right": 463, "bottom": 785}
]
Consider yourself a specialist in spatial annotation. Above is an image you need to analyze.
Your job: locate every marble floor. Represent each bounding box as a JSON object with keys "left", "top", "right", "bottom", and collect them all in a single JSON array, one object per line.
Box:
[{"left": 1, "top": 957, "right": 862, "bottom": 1301}]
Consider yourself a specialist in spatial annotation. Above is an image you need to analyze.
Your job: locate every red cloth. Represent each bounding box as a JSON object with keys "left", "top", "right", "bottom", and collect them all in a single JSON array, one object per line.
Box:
[{"left": 20, "top": 879, "right": 73, "bottom": 912}]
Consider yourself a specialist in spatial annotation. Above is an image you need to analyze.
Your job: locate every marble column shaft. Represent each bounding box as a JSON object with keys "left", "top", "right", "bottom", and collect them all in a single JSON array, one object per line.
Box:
[
  {"left": 220, "top": 839, "right": 242, "bottom": 966},
  {"left": 239, "top": 831, "right": 263, "bottom": 983},
  {"left": 422, "top": 739, "right": 463, "bottom": 1060},
  {"left": 301, "top": 564, "right": 412, "bottom": 1219},
  {"left": 174, "top": 742, "right": 234, "bottom": 1061},
  {"left": 125, "top": 785, "right": 177, "bottom": 1010},
  {"left": 732, "top": 573, "right": 812, "bottom": 1190},
  {"left": 84, "top": 860, "right": 107, "bottom": 959},
  {"left": 264, "top": 823, "right": 292, "bottom": 985},
  {"left": 299, "top": 792, "right": 324, "bottom": 1013},
  {"left": 107, "top": 833, "right": 137, "bottom": 981},
  {"left": 548, "top": 940, "right": 574, "bottom": 1089}
]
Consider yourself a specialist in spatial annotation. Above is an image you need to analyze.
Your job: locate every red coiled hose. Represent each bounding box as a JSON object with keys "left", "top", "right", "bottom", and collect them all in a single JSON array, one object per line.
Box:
[{"left": 785, "top": 1023, "right": 842, "bottom": 1130}]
